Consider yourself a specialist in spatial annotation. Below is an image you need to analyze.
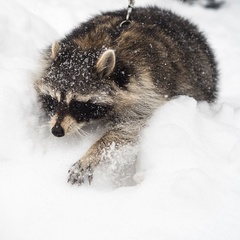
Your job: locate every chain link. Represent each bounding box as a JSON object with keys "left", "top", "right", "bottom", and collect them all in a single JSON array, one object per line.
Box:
[{"left": 120, "top": 0, "right": 135, "bottom": 27}]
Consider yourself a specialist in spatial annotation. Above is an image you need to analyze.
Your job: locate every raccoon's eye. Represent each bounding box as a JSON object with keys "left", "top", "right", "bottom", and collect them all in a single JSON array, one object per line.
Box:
[
  {"left": 41, "top": 95, "right": 58, "bottom": 115},
  {"left": 69, "top": 100, "right": 109, "bottom": 122},
  {"left": 73, "top": 101, "right": 85, "bottom": 110},
  {"left": 70, "top": 101, "right": 99, "bottom": 114}
]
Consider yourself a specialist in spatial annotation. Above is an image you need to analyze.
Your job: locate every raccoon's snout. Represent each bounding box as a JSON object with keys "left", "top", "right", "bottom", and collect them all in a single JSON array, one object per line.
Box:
[
  {"left": 52, "top": 124, "right": 65, "bottom": 137},
  {"left": 50, "top": 114, "right": 78, "bottom": 137}
]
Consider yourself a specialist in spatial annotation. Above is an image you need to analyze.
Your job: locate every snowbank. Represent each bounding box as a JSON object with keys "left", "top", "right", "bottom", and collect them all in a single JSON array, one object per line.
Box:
[{"left": 0, "top": 0, "right": 240, "bottom": 239}]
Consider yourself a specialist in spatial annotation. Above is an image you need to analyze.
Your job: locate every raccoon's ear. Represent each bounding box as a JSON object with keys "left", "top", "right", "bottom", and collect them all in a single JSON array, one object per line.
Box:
[
  {"left": 51, "top": 41, "right": 60, "bottom": 60},
  {"left": 96, "top": 49, "right": 116, "bottom": 78}
]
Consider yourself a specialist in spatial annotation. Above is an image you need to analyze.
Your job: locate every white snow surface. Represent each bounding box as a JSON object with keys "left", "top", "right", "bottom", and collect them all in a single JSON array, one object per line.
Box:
[{"left": 1, "top": 0, "right": 240, "bottom": 239}]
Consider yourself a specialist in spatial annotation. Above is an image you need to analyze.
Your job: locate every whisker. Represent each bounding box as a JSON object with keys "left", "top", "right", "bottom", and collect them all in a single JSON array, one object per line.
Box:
[
  {"left": 66, "top": 124, "right": 87, "bottom": 142},
  {"left": 77, "top": 129, "right": 88, "bottom": 138},
  {"left": 80, "top": 129, "right": 90, "bottom": 138}
]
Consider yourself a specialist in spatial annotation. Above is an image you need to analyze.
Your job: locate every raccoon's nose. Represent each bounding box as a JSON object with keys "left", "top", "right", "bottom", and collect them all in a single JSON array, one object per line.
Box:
[{"left": 52, "top": 124, "right": 65, "bottom": 137}]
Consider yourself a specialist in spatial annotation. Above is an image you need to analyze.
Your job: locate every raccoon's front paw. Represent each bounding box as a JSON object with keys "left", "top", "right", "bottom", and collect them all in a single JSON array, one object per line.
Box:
[{"left": 68, "top": 161, "right": 94, "bottom": 185}]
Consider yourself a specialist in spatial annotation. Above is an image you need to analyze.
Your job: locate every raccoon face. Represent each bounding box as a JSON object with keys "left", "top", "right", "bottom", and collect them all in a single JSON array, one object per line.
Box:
[
  {"left": 39, "top": 92, "right": 112, "bottom": 137},
  {"left": 36, "top": 44, "right": 118, "bottom": 137}
]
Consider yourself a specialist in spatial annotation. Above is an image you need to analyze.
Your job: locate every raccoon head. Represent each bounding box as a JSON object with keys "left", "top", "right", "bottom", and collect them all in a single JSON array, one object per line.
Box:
[
  {"left": 35, "top": 42, "right": 127, "bottom": 137},
  {"left": 39, "top": 92, "right": 112, "bottom": 137}
]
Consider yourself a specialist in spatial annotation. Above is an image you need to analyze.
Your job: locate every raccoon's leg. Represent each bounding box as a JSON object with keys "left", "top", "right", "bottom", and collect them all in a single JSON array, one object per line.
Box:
[
  {"left": 68, "top": 139, "right": 108, "bottom": 185},
  {"left": 68, "top": 127, "right": 138, "bottom": 185}
]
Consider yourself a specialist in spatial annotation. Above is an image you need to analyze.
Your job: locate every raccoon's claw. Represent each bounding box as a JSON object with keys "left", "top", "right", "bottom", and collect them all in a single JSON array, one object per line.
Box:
[{"left": 68, "top": 162, "right": 94, "bottom": 186}]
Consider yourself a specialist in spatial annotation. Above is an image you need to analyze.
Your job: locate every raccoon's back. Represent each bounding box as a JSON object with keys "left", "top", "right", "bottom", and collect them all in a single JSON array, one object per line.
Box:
[
  {"left": 127, "top": 7, "right": 218, "bottom": 102},
  {"left": 64, "top": 6, "right": 218, "bottom": 102}
]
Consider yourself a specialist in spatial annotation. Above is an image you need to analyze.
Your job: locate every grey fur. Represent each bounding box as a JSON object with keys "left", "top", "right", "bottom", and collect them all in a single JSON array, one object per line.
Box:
[{"left": 35, "top": 6, "right": 218, "bottom": 185}]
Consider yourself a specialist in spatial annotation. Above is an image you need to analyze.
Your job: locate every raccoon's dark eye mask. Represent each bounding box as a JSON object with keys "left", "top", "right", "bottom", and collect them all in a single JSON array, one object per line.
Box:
[
  {"left": 41, "top": 95, "right": 58, "bottom": 115},
  {"left": 69, "top": 100, "right": 110, "bottom": 122}
]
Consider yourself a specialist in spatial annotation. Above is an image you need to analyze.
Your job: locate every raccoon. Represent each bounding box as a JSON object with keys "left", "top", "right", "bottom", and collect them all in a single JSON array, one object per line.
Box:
[{"left": 35, "top": 6, "right": 218, "bottom": 185}]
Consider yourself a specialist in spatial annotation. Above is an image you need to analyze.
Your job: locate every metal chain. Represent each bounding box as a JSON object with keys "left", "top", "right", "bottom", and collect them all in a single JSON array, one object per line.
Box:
[{"left": 120, "top": 0, "right": 135, "bottom": 27}]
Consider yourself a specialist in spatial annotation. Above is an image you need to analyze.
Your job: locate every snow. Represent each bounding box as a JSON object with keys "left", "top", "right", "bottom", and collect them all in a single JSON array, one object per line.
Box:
[{"left": 0, "top": 0, "right": 240, "bottom": 239}]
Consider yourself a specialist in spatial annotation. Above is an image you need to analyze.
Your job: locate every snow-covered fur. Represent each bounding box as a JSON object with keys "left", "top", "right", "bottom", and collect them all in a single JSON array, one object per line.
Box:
[{"left": 35, "top": 6, "right": 218, "bottom": 185}]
